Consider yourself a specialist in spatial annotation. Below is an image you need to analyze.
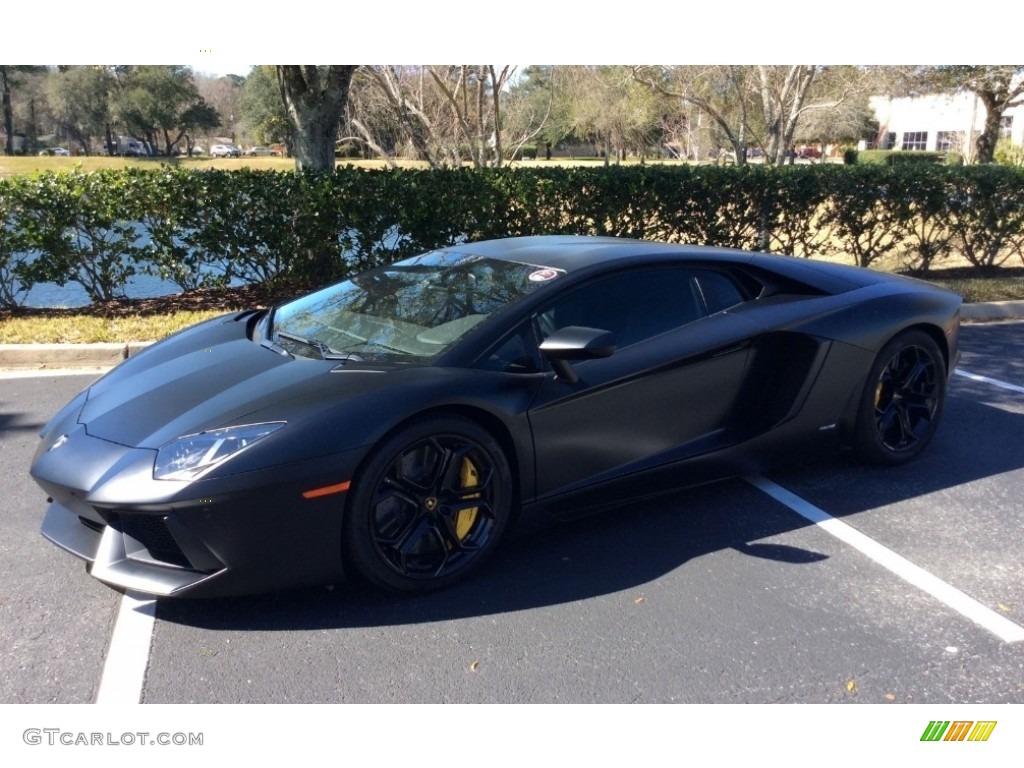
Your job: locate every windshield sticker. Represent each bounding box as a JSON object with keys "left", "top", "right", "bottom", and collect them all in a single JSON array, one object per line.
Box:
[{"left": 528, "top": 268, "right": 561, "bottom": 282}]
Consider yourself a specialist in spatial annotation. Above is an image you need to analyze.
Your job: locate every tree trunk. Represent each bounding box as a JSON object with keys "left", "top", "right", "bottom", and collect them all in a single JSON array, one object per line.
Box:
[
  {"left": 975, "top": 91, "right": 1002, "bottom": 164},
  {"left": 490, "top": 66, "right": 504, "bottom": 167},
  {"left": 1, "top": 67, "right": 13, "bottom": 156},
  {"left": 277, "top": 65, "right": 358, "bottom": 172},
  {"left": 276, "top": 66, "right": 358, "bottom": 282},
  {"left": 729, "top": 121, "right": 747, "bottom": 165},
  {"left": 28, "top": 98, "right": 38, "bottom": 155}
]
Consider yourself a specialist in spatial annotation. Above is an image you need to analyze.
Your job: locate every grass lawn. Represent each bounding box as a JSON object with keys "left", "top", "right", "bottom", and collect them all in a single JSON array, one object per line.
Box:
[
  {"left": 0, "top": 155, "right": 447, "bottom": 178},
  {"left": 0, "top": 154, "right": 696, "bottom": 178},
  {"left": 921, "top": 269, "right": 1024, "bottom": 303},
  {"left": 0, "top": 283, "right": 298, "bottom": 344},
  {"left": 0, "top": 310, "right": 227, "bottom": 344}
]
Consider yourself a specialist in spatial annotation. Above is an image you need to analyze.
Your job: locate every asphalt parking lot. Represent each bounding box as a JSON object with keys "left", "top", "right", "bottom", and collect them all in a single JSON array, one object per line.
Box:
[{"left": 1, "top": 322, "right": 1022, "bottom": 705}]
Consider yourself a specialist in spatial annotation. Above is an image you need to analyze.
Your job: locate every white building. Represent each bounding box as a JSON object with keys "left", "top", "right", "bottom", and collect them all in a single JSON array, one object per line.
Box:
[{"left": 867, "top": 92, "right": 1024, "bottom": 160}]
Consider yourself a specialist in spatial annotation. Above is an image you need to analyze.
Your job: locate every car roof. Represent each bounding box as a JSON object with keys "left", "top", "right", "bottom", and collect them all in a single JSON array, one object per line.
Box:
[
  {"left": 441, "top": 235, "right": 887, "bottom": 293},
  {"left": 443, "top": 235, "right": 752, "bottom": 272}
]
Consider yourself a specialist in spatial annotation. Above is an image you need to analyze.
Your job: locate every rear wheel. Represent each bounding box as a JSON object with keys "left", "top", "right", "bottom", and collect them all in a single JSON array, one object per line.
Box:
[
  {"left": 853, "top": 330, "right": 946, "bottom": 465},
  {"left": 343, "top": 415, "right": 512, "bottom": 593}
]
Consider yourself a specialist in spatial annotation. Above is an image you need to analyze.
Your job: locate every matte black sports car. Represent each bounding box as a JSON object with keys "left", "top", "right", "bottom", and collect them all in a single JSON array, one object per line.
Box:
[{"left": 31, "top": 236, "right": 961, "bottom": 597}]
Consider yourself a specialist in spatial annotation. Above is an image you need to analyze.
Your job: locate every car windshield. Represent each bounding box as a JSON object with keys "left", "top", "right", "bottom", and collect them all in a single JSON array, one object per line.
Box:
[{"left": 271, "top": 250, "right": 563, "bottom": 362}]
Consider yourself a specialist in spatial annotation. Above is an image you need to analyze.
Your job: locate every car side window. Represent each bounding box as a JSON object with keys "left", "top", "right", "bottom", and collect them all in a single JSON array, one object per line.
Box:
[
  {"left": 536, "top": 268, "right": 705, "bottom": 350},
  {"left": 479, "top": 322, "right": 542, "bottom": 373},
  {"left": 694, "top": 271, "right": 745, "bottom": 314}
]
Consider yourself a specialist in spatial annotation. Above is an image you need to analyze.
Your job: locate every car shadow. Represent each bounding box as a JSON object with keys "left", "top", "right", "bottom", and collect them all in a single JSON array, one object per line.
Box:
[
  {"left": 765, "top": 383, "right": 1024, "bottom": 515},
  {"left": 156, "top": 391, "right": 1024, "bottom": 632},
  {"left": 0, "top": 410, "right": 44, "bottom": 434},
  {"left": 157, "top": 477, "right": 812, "bottom": 630},
  {"left": 958, "top": 324, "right": 1024, "bottom": 386}
]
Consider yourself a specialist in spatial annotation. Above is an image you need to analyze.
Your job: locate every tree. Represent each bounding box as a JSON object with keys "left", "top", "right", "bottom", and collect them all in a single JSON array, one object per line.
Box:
[
  {"left": 1, "top": 65, "right": 47, "bottom": 155},
  {"left": 241, "top": 66, "right": 293, "bottom": 151},
  {"left": 276, "top": 65, "right": 358, "bottom": 171},
  {"left": 177, "top": 101, "right": 221, "bottom": 152},
  {"left": 911, "top": 66, "right": 1024, "bottom": 163},
  {"left": 112, "top": 66, "right": 219, "bottom": 155},
  {"left": 570, "top": 66, "right": 667, "bottom": 163},
  {"left": 1, "top": 66, "right": 19, "bottom": 155},
  {"left": 194, "top": 72, "right": 243, "bottom": 146},
  {"left": 634, "top": 65, "right": 871, "bottom": 165},
  {"left": 352, "top": 65, "right": 525, "bottom": 168},
  {"left": 635, "top": 66, "right": 754, "bottom": 163},
  {"left": 427, "top": 65, "right": 519, "bottom": 167},
  {"left": 503, "top": 65, "right": 563, "bottom": 149},
  {"left": 753, "top": 66, "right": 820, "bottom": 163},
  {"left": 792, "top": 89, "right": 877, "bottom": 154},
  {"left": 46, "top": 66, "right": 114, "bottom": 154},
  {"left": 348, "top": 66, "right": 440, "bottom": 165}
]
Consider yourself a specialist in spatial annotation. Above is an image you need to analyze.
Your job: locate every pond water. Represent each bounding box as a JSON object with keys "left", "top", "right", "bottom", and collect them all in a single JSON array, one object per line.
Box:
[
  {"left": 22, "top": 270, "right": 192, "bottom": 308},
  {"left": 5, "top": 223, "right": 411, "bottom": 308},
  {"left": 3, "top": 222, "right": 230, "bottom": 308}
]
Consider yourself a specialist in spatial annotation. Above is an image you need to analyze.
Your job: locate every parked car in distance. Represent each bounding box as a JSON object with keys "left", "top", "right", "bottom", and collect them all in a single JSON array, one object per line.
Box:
[
  {"left": 210, "top": 144, "right": 241, "bottom": 157},
  {"left": 38, "top": 147, "right": 71, "bottom": 156},
  {"left": 247, "top": 146, "right": 277, "bottom": 156}
]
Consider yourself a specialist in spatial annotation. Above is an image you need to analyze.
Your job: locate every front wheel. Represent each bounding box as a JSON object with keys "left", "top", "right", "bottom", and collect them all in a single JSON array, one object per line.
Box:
[
  {"left": 343, "top": 415, "right": 513, "bottom": 593},
  {"left": 853, "top": 330, "right": 946, "bottom": 465}
]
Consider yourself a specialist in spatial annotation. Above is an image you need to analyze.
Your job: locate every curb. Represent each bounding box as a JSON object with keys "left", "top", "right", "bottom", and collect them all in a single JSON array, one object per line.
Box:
[
  {"left": 959, "top": 300, "right": 1024, "bottom": 322},
  {"left": 0, "top": 341, "right": 154, "bottom": 370},
  {"left": 2, "top": 302, "right": 1023, "bottom": 370}
]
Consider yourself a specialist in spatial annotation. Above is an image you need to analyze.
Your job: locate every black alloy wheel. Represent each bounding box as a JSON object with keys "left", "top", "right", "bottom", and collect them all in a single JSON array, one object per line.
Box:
[
  {"left": 854, "top": 330, "right": 946, "bottom": 465},
  {"left": 344, "top": 415, "right": 512, "bottom": 593}
]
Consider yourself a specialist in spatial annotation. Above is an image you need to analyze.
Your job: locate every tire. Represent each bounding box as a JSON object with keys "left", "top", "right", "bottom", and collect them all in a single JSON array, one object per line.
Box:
[
  {"left": 853, "top": 330, "right": 946, "bottom": 465},
  {"left": 343, "top": 415, "right": 513, "bottom": 593}
]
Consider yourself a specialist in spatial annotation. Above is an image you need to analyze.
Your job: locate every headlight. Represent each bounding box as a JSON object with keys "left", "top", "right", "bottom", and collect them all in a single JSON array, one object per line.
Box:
[{"left": 154, "top": 422, "right": 285, "bottom": 481}]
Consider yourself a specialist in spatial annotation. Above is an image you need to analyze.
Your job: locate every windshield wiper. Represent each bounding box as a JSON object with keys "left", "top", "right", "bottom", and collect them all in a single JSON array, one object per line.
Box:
[{"left": 275, "top": 330, "right": 362, "bottom": 362}]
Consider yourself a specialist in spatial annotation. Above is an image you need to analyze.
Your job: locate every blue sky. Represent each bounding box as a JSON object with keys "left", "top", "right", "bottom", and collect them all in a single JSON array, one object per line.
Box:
[{"left": 189, "top": 61, "right": 254, "bottom": 79}]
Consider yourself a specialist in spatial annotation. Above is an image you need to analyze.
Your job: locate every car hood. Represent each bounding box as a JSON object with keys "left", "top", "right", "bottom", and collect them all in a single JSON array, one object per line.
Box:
[{"left": 79, "top": 313, "right": 393, "bottom": 450}]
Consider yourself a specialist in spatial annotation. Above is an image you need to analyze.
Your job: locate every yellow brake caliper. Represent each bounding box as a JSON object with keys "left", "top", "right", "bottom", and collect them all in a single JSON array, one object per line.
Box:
[{"left": 454, "top": 457, "right": 481, "bottom": 540}]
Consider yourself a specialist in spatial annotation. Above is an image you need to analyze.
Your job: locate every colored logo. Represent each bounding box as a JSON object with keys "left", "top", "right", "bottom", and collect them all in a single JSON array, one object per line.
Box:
[{"left": 920, "top": 721, "right": 997, "bottom": 742}]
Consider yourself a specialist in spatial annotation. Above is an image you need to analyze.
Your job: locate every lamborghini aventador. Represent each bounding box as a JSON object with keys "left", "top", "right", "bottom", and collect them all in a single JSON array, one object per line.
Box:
[{"left": 30, "top": 236, "right": 961, "bottom": 597}]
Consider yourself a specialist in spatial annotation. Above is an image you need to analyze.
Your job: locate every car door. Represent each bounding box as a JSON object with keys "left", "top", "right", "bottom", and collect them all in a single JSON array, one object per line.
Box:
[{"left": 525, "top": 265, "right": 762, "bottom": 507}]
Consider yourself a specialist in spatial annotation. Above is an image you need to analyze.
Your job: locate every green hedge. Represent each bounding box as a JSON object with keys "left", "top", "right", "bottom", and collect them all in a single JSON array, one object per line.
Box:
[
  {"left": 2, "top": 164, "right": 1023, "bottom": 307},
  {"left": 858, "top": 150, "right": 946, "bottom": 166}
]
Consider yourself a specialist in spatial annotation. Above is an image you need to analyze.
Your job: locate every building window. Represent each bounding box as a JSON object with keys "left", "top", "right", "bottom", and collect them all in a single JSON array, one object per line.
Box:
[
  {"left": 901, "top": 131, "right": 928, "bottom": 151},
  {"left": 936, "top": 131, "right": 964, "bottom": 151},
  {"left": 1000, "top": 115, "right": 1013, "bottom": 140}
]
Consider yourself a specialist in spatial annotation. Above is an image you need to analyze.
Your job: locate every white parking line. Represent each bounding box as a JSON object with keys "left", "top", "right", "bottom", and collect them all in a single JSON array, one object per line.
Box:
[
  {"left": 747, "top": 475, "right": 1024, "bottom": 644},
  {"left": 955, "top": 368, "right": 1024, "bottom": 395},
  {"left": 94, "top": 591, "right": 157, "bottom": 704}
]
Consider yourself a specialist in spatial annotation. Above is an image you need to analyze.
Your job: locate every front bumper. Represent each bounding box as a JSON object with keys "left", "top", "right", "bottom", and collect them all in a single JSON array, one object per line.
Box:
[
  {"left": 32, "top": 426, "right": 365, "bottom": 598},
  {"left": 42, "top": 502, "right": 228, "bottom": 596}
]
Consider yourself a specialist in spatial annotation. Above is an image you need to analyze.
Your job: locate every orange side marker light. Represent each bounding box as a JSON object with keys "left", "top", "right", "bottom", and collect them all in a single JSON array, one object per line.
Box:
[{"left": 301, "top": 481, "right": 352, "bottom": 499}]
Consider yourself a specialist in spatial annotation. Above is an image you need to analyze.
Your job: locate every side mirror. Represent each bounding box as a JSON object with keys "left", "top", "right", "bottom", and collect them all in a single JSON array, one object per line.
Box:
[{"left": 539, "top": 326, "right": 617, "bottom": 384}]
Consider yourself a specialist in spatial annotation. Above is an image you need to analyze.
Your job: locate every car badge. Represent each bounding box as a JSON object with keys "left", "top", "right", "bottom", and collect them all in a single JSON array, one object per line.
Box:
[{"left": 48, "top": 434, "right": 69, "bottom": 452}]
